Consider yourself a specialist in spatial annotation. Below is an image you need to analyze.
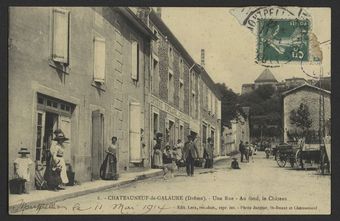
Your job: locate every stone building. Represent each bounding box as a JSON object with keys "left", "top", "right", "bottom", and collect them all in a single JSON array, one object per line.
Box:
[
  {"left": 282, "top": 84, "right": 331, "bottom": 144},
  {"left": 9, "top": 7, "right": 156, "bottom": 186},
  {"left": 254, "top": 69, "right": 278, "bottom": 89},
  {"left": 134, "top": 7, "right": 222, "bottom": 157},
  {"left": 221, "top": 107, "right": 250, "bottom": 155},
  {"left": 285, "top": 77, "right": 307, "bottom": 89}
]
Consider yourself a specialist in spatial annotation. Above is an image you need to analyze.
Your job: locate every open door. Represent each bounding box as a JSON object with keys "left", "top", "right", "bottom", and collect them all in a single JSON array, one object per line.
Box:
[
  {"left": 59, "top": 115, "right": 71, "bottom": 164},
  {"left": 91, "top": 110, "right": 104, "bottom": 180}
]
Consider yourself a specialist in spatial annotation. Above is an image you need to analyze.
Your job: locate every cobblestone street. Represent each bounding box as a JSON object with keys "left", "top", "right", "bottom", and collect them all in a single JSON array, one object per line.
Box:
[{"left": 15, "top": 151, "right": 330, "bottom": 215}]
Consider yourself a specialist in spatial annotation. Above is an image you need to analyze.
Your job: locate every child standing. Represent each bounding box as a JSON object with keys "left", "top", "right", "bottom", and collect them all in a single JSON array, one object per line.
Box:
[{"left": 14, "top": 147, "right": 34, "bottom": 193}]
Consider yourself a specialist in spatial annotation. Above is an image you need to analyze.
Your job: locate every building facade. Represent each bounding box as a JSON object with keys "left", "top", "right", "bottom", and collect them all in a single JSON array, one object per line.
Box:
[
  {"left": 134, "top": 8, "right": 222, "bottom": 157},
  {"left": 282, "top": 84, "right": 331, "bottom": 144},
  {"left": 221, "top": 108, "right": 250, "bottom": 155},
  {"left": 9, "top": 7, "right": 156, "bottom": 186}
]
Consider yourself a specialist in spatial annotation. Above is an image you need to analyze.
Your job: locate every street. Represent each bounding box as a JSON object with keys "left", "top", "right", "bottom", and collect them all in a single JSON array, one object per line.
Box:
[{"left": 15, "top": 151, "right": 330, "bottom": 215}]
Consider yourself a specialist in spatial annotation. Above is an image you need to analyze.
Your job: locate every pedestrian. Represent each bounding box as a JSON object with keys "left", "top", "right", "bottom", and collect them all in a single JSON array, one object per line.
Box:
[
  {"left": 204, "top": 137, "right": 214, "bottom": 168},
  {"left": 183, "top": 135, "right": 199, "bottom": 177},
  {"left": 249, "top": 143, "right": 255, "bottom": 162},
  {"left": 231, "top": 157, "right": 240, "bottom": 169},
  {"left": 162, "top": 144, "right": 176, "bottom": 179},
  {"left": 174, "top": 139, "right": 185, "bottom": 169},
  {"left": 44, "top": 129, "right": 69, "bottom": 191},
  {"left": 152, "top": 132, "right": 163, "bottom": 169},
  {"left": 140, "top": 129, "right": 146, "bottom": 167},
  {"left": 244, "top": 141, "right": 250, "bottom": 163},
  {"left": 13, "top": 147, "right": 34, "bottom": 194},
  {"left": 239, "top": 140, "right": 245, "bottom": 162},
  {"left": 100, "top": 136, "right": 118, "bottom": 180}
]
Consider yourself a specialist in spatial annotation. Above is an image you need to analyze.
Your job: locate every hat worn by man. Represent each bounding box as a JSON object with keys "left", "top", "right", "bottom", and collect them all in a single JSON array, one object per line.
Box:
[
  {"left": 18, "top": 147, "right": 30, "bottom": 154},
  {"left": 156, "top": 132, "right": 163, "bottom": 138},
  {"left": 54, "top": 129, "right": 69, "bottom": 141}
]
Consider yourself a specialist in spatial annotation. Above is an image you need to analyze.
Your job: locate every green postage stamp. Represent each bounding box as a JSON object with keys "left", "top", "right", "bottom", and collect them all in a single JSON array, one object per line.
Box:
[{"left": 257, "top": 19, "right": 310, "bottom": 64}]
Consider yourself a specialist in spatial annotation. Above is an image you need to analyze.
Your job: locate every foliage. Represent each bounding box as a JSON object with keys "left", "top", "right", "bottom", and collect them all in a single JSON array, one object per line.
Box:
[
  {"left": 215, "top": 83, "right": 239, "bottom": 127},
  {"left": 289, "top": 103, "right": 313, "bottom": 132},
  {"left": 216, "top": 83, "right": 282, "bottom": 140}
]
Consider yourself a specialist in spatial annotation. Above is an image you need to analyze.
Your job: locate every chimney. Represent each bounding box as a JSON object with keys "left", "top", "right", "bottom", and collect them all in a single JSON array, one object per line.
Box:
[
  {"left": 201, "top": 49, "right": 205, "bottom": 68},
  {"left": 156, "top": 7, "right": 162, "bottom": 18}
]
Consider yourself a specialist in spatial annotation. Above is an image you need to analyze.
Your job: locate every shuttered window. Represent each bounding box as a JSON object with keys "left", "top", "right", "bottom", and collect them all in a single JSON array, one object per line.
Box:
[
  {"left": 52, "top": 8, "right": 70, "bottom": 64},
  {"left": 131, "top": 41, "right": 139, "bottom": 81},
  {"left": 93, "top": 37, "right": 106, "bottom": 83}
]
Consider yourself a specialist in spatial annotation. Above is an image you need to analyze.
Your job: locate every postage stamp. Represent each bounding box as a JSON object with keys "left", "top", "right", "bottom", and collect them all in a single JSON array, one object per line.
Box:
[{"left": 256, "top": 19, "right": 310, "bottom": 64}]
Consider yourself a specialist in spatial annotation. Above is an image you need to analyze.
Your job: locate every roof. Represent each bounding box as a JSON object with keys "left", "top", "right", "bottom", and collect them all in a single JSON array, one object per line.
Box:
[
  {"left": 116, "top": 8, "right": 157, "bottom": 41},
  {"left": 254, "top": 69, "right": 278, "bottom": 83},
  {"left": 149, "top": 9, "right": 198, "bottom": 71},
  {"left": 282, "top": 83, "right": 331, "bottom": 97},
  {"left": 285, "top": 77, "right": 306, "bottom": 81},
  {"left": 199, "top": 66, "right": 222, "bottom": 99}
]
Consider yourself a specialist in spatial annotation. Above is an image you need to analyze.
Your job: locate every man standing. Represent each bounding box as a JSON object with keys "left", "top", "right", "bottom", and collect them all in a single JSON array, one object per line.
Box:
[
  {"left": 239, "top": 140, "right": 245, "bottom": 163},
  {"left": 183, "top": 135, "right": 199, "bottom": 176}
]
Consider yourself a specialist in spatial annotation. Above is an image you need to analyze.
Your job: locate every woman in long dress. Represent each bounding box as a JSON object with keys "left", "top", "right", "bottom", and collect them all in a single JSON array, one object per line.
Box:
[
  {"left": 100, "top": 136, "right": 118, "bottom": 180},
  {"left": 44, "top": 129, "right": 69, "bottom": 190},
  {"left": 153, "top": 132, "right": 163, "bottom": 168}
]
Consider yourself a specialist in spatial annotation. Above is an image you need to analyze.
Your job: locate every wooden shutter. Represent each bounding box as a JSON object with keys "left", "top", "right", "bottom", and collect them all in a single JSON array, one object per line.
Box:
[
  {"left": 93, "top": 37, "right": 106, "bottom": 83},
  {"left": 91, "top": 110, "right": 104, "bottom": 180},
  {"left": 59, "top": 115, "right": 71, "bottom": 164},
  {"left": 131, "top": 41, "right": 139, "bottom": 81},
  {"left": 52, "top": 8, "right": 69, "bottom": 63},
  {"left": 129, "top": 102, "right": 141, "bottom": 162}
]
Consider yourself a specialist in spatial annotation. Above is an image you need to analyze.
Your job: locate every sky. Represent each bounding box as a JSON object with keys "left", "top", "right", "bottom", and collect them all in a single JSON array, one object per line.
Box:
[{"left": 159, "top": 7, "right": 331, "bottom": 93}]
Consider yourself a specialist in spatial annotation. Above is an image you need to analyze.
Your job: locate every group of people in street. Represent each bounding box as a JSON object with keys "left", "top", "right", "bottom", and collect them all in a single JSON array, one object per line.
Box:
[
  {"left": 238, "top": 140, "right": 256, "bottom": 163},
  {"left": 12, "top": 128, "right": 217, "bottom": 194},
  {"left": 152, "top": 132, "right": 215, "bottom": 177}
]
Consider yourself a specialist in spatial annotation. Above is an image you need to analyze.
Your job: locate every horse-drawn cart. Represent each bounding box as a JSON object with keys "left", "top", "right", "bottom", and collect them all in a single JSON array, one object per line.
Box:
[{"left": 275, "top": 141, "right": 330, "bottom": 173}]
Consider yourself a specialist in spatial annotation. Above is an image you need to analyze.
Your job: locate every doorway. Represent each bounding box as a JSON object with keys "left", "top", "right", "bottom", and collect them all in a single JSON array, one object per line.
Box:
[{"left": 91, "top": 110, "right": 104, "bottom": 180}]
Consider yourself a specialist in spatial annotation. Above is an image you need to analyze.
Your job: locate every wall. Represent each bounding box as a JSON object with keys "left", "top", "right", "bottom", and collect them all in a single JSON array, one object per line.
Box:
[
  {"left": 283, "top": 88, "right": 331, "bottom": 143},
  {"left": 9, "top": 7, "right": 151, "bottom": 186}
]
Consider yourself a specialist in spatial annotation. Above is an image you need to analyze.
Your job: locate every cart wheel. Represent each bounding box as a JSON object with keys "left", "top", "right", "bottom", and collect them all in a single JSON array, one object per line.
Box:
[
  {"left": 295, "top": 149, "right": 304, "bottom": 169},
  {"left": 276, "top": 151, "right": 287, "bottom": 167}
]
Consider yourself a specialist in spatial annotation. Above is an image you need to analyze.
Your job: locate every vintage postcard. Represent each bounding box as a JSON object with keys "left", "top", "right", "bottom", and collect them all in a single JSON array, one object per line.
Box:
[{"left": 8, "top": 6, "right": 331, "bottom": 215}]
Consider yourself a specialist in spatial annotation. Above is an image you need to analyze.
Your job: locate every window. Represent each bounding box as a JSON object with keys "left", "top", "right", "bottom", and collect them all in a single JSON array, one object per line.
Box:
[
  {"left": 131, "top": 40, "right": 139, "bottom": 81},
  {"left": 168, "top": 46, "right": 174, "bottom": 68},
  {"left": 192, "top": 92, "right": 196, "bottom": 118},
  {"left": 93, "top": 36, "right": 106, "bottom": 83},
  {"left": 52, "top": 8, "right": 70, "bottom": 64},
  {"left": 202, "top": 124, "right": 207, "bottom": 145},
  {"left": 152, "top": 57, "right": 159, "bottom": 94},
  {"left": 168, "top": 71, "right": 174, "bottom": 102},
  {"left": 179, "top": 58, "right": 184, "bottom": 80},
  {"left": 152, "top": 29, "right": 159, "bottom": 53},
  {"left": 179, "top": 124, "right": 184, "bottom": 142},
  {"left": 153, "top": 112, "right": 159, "bottom": 137},
  {"left": 179, "top": 81, "right": 184, "bottom": 110}
]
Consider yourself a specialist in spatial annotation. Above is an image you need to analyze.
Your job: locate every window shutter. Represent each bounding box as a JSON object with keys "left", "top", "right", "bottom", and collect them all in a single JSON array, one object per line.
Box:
[
  {"left": 52, "top": 8, "right": 69, "bottom": 63},
  {"left": 131, "top": 41, "right": 139, "bottom": 81},
  {"left": 93, "top": 37, "right": 106, "bottom": 83},
  {"left": 129, "top": 102, "right": 141, "bottom": 161}
]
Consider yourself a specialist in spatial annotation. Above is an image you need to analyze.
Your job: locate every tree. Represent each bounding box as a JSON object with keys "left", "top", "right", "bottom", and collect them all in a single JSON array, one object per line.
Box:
[
  {"left": 215, "top": 83, "right": 238, "bottom": 127},
  {"left": 289, "top": 103, "right": 313, "bottom": 141},
  {"left": 290, "top": 103, "right": 313, "bottom": 132}
]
